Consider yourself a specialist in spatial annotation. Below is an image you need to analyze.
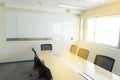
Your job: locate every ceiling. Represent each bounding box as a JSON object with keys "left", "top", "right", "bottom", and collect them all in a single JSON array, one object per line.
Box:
[{"left": 0, "top": 0, "right": 118, "bottom": 14}]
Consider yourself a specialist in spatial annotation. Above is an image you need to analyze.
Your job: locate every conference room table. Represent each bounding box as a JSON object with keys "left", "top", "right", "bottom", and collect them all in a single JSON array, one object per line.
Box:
[{"left": 36, "top": 50, "right": 120, "bottom": 80}]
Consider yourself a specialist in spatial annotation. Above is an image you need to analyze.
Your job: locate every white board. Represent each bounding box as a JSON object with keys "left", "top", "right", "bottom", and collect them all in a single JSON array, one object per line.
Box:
[{"left": 6, "top": 9, "right": 79, "bottom": 40}]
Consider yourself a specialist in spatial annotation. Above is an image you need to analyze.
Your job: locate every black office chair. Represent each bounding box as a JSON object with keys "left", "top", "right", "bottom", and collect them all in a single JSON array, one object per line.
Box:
[
  {"left": 41, "top": 44, "right": 52, "bottom": 51},
  {"left": 31, "top": 48, "right": 53, "bottom": 80},
  {"left": 94, "top": 55, "right": 115, "bottom": 72},
  {"left": 32, "top": 48, "right": 41, "bottom": 69},
  {"left": 38, "top": 62, "right": 53, "bottom": 80}
]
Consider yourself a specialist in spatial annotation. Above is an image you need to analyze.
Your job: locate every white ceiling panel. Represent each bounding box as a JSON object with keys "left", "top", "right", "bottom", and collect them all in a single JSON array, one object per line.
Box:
[{"left": 0, "top": 0, "right": 118, "bottom": 14}]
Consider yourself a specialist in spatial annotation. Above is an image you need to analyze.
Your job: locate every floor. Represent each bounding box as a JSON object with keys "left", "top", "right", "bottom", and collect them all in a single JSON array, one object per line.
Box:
[{"left": 0, "top": 61, "right": 41, "bottom": 80}]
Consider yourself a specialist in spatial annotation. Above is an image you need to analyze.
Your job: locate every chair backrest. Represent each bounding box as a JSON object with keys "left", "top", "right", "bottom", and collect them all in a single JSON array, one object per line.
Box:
[
  {"left": 32, "top": 48, "right": 39, "bottom": 59},
  {"left": 32, "top": 48, "right": 37, "bottom": 55},
  {"left": 77, "top": 48, "right": 89, "bottom": 59},
  {"left": 94, "top": 55, "right": 115, "bottom": 72},
  {"left": 70, "top": 45, "right": 77, "bottom": 54},
  {"left": 41, "top": 44, "right": 52, "bottom": 51}
]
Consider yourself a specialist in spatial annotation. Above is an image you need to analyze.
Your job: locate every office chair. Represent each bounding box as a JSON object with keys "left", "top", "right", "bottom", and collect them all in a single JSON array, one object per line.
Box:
[
  {"left": 77, "top": 48, "right": 89, "bottom": 60},
  {"left": 32, "top": 48, "right": 40, "bottom": 69},
  {"left": 70, "top": 45, "right": 77, "bottom": 54},
  {"left": 94, "top": 55, "right": 115, "bottom": 72},
  {"left": 41, "top": 44, "right": 52, "bottom": 51},
  {"left": 38, "top": 63, "right": 53, "bottom": 80}
]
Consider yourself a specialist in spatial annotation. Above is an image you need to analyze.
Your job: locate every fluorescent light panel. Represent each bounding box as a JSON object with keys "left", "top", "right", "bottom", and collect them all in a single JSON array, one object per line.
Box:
[
  {"left": 85, "top": 0, "right": 108, "bottom": 3},
  {"left": 57, "top": 3, "right": 83, "bottom": 9}
]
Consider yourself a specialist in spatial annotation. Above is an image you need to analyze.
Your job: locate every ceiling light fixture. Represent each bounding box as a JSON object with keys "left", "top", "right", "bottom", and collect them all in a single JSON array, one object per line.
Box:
[
  {"left": 84, "top": 0, "right": 109, "bottom": 3},
  {"left": 57, "top": 3, "right": 83, "bottom": 9}
]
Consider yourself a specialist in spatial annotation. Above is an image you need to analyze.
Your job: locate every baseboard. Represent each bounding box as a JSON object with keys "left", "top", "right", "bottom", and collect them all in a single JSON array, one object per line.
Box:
[{"left": 0, "top": 59, "right": 34, "bottom": 64}]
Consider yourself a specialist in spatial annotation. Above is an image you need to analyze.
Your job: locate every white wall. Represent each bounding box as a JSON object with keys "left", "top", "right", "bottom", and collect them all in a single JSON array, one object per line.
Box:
[{"left": 0, "top": 6, "right": 79, "bottom": 63}]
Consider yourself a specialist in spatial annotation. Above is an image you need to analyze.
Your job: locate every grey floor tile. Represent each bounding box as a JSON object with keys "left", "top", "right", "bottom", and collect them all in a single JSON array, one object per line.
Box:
[
  {"left": 0, "top": 61, "right": 38, "bottom": 80},
  {"left": 0, "top": 63, "right": 17, "bottom": 72}
]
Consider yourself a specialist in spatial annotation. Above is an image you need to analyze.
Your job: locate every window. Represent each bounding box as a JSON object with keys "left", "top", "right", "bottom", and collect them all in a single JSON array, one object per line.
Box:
[
  {"left": 86, "top": 18, "right": 96, "bottom": 42},
  {"left": 80, "top": 19, "right": 84, "bottom": 40},
  {"left": 80, "top": 15, "right": 120, "bottom": 48}
]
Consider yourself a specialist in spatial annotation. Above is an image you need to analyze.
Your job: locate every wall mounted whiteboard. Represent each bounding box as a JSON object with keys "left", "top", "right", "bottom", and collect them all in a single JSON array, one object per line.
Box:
[{"left": 6, "top": 9, "right": 79, "bottom": 40}]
